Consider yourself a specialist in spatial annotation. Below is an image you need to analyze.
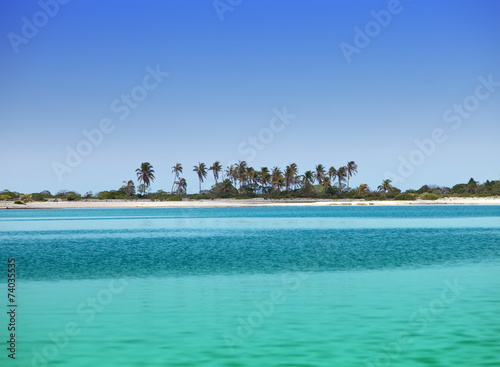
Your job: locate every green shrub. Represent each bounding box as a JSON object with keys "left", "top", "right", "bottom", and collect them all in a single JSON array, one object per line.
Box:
[
  {"left": 1, "top": 190, "right": 22, "bottom": 200},
  {"left": 210, "top": 180, "right": 238, "bottom": 198},
  {"left": 451, "top": 184, "right": 467, "bottom": 194},
  {"left": 419, "top": 192, "right": 439, "bottom": 200},
  {"left": 55, "top": 191, "right": 82, "bottom": 201},
  {"left": 191, "top": 193, "right": 216, "bottom": 200},
  {"left": 31, "top": 193, "right": 48, "bottom": 201},
  {"left": 19, "top": 194, "right": 33, "bottom": 203},
  {"left": 386, "top": 188, "right": 402, "bottom": 199},
  {"left": 14, "top": 200, "right": 25, "bottom": 205},
  {"left": 97, "top": 190, "right": 128, "bottom": 200},
  {"left": 66, "top": 192, "right": 81, "bottom": 201},
  {"left": 393, "top": 193, "right": 416, "bottom": 201},
  {"left": 150, "top": 190, "right": 169, "bottom": 201},
  {"left": 150, "top": 190, "right": 183, "bottom": 201}
]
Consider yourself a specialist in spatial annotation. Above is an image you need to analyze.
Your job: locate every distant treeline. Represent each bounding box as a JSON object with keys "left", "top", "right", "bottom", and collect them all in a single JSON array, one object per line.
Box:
[{"left": 2, "top": 163, "right": 499, "bottom": 205}]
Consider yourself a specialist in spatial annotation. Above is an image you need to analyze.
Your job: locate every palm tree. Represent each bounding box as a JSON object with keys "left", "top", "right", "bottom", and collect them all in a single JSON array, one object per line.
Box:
[
  {"left": 284, "top": 164, "right": 298, "bottom": 191},
  {"left": 336, "top": 166, "right": 347, "bottom": 191},
  {"left": 315, "top": 164, "right": 326, "bottom": 185},
  {"left": 377, "top": 179, "right": 393, "bottom": 195},
  {"left": 357, "top": 183, "right": 369, "bottom": 195},
  {"left": 209, "top": 161, "right": 223, "bottom": 185},
  {"left": 121, "top": 180, "right": 135, "bottom": 196},
  {"left": 346, "top": 161, "right": 358, "bottom": 188},
  {"left": 302, "top": 170, "right": 314, "bottom": 188},
  {"left": 226, "top": 165, "right": 236, "bottom": 187},
  {"left": 236, "top": 161, "right": 248, "bottom": 188},
  {"left": 290, "top": 163, "right": 299, "bottom": 189},
  {"left": 284, "top": 166, "right": 293, "bottom": 191},
  {"left": 271, "top": 167, "right": 283, "bottom": 193},
  {"left": 328, "top": 166, "right": 337, "bottom": 186},
  {"left": 246, "top": 167, "right": 259, "bottom": 191},
  {"left": 193, "top": 162, "right": 208, "bottom": 193},
  {"left": 246, "top": 167, "right": 256, "bottom": 183},
  {"left": 136, "top": 162, "right": 155, "bottom": 196},
  {"left": 260, "top": 167, "right": 271, "bottom": 191},
  {"left": 171, "top": 163, "right": 183, "bottom": 194},
  {"left": 322, "top": 176, "right": 331, "bottom": 192},
  {"left": 176, "top": 178, "right": 187, "bottom": 195}
]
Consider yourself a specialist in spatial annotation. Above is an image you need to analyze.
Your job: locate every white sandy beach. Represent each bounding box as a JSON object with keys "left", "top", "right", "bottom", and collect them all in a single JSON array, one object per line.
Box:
[{"left": 1, "top": 197, "right": 499, "bottom": 209}]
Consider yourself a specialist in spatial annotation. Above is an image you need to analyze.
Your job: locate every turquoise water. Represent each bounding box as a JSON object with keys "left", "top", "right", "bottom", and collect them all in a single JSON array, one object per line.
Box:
[{"left": 1, "top": 206, "right": 499, "bottom": 366}]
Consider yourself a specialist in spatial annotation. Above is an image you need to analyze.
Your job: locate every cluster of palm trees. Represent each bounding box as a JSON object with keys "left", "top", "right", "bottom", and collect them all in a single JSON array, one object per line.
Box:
[
  {"left": 134, "top": 161, "right": 359, "bottom": 195},
  {"left": 219, "top": 161, "right": 358, "bottom": 195}
]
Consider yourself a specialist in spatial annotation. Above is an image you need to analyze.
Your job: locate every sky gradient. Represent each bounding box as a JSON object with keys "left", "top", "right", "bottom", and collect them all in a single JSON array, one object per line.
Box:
[{"left": 1, "top": 0, "right": 499, "bottom": 194}]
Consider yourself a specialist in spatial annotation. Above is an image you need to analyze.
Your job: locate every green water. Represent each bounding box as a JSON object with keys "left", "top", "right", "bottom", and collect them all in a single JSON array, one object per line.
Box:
[{"left": 1, "top": 206, "right": 499, "bottom": 366}]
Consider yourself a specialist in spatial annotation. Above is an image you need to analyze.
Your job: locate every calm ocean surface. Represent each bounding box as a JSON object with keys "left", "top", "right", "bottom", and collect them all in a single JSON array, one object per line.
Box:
[{"left": 1, "top": 206, "right": 499, "bottom": 366}]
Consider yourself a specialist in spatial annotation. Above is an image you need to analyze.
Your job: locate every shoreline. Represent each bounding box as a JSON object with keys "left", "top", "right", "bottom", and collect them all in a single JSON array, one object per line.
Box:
[{"left": 1, "top": 197, "right": 499, "bottom": 209}]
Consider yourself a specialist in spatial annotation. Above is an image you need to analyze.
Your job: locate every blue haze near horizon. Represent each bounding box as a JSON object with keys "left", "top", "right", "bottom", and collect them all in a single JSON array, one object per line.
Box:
[{"left": 1, "top": 0, "right": 499, "bottom": 194}]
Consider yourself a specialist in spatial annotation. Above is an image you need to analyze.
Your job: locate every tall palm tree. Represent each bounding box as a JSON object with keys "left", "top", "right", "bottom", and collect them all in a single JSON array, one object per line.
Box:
[
  {"left": 135, "top": 162, "right": 155, "bottom": 196},
  {"left": 226, "top": 165, "right": 236, "bottom": 187},
  {"left": 171, "top": 163, "right": 183, "bottom": 194},
  {"left": 260, "top": 167, "right": 271, "bottom": 191},
  {"left": 336, "top": 166, "right": 347, "bottom": 192},
  {"left": 328, "top": 166, "right": 337, "bottom": 186},
  {"left": 315, "top": 164, "right": 326, "bottom": 185},
  {"left": 271, "top": 167, "right": 283, "bottom": 193},
  {"left": 290, "top": 163, "right": 299, "bottom": 189},
  {"left": 284, "top": 164, "right": 298, "bottom": 191},
  {"left": 209, "top": 161, "right": 223, "bottom": 185},
  {"left": 193, "top": 162, "right": 208, "bottom": 193},
  {"left": 302, "top": 170, "right": 314, "bottom": 188},
  {"left": 176, "top": 178, "right": 187, "bottom": 195},
  {"left": 246, "top": 167, "right": 259, "bottom": 190},
  {"left": 346, "top": 161, "right": 358, "bottom": 189},
  {"left": 377, "top": 179, "right": 393, "bottom": 195},
  {"left": 236, "top": 161, "right": 247, "bottom": 188}
]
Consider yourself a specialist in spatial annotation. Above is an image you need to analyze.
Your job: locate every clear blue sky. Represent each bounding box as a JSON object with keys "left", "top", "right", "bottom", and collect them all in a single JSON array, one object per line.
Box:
[{"left": 1, "top": 0, "right": 499, "bottom": 194}]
